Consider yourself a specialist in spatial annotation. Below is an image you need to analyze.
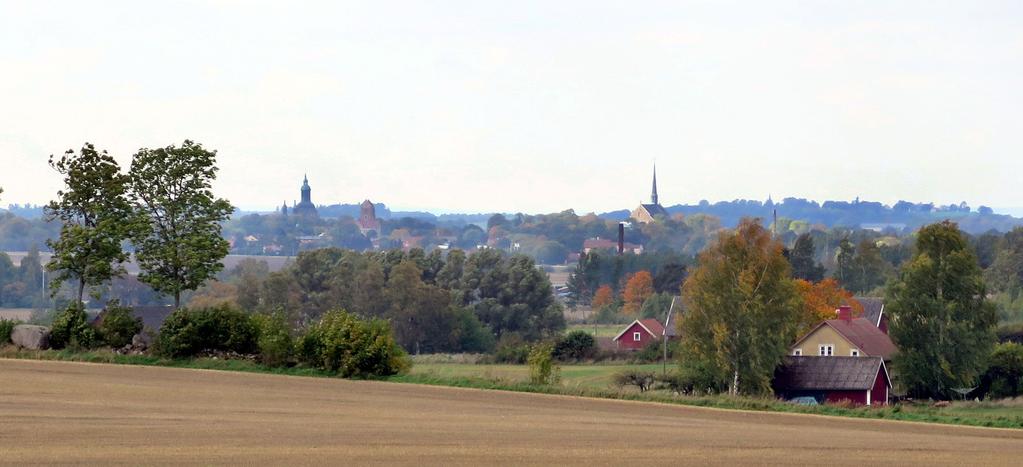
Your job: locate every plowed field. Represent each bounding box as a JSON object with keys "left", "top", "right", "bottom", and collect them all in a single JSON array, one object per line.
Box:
[{"left": 2, "top": 359, "right": 1021, "bottom": 465}]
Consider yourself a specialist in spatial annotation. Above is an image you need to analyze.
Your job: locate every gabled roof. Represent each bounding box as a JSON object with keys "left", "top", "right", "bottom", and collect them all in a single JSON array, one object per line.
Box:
[
  {"left": 663, "top": 296, "right": 683, "bottom": 338},
  {"left": 774, "top": 356, "right": 890, "bottom": 391},
  {"left": 854, "top": 297, "right": 885, "bottom": 327},
  {"left": 612, "top": 318, "right": 665, "bottom": 342},
  {"left": 93, "top": 305, "right": 174, "bottom": 332},
  {"left": 792, "top": 317, "right": 898, "bottom": 360},
  {"left": 639, "top": 204, "right": 668, "bottom": 218},
  {"left": 826, "top": 318, "right": 897, "bottom": 360}
]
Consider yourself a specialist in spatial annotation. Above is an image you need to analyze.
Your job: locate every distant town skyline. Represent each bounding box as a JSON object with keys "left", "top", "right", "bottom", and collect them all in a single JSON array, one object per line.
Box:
[{"left": 1, "top": 1, "right": 1021, "bottom": 215}]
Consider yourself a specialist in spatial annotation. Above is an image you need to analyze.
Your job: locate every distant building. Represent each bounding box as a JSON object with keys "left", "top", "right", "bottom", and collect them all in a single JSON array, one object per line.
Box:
[
  {"left": 854, "top": 297, "right": 889, "bottom": 334},
  {"left": 582, "top": 237, "right": 643, "bottom": 254},
  {"left": 292, "top": 175, "right": 319, "bottom": 219},
  {"left": 663, "top": 295, "right": 683, "bottom": 341},
  {"left": 357, "top": 199, "right": 381, "bottom": 235},
  {"left": 630, "top": 165, "right": 668, "bottom": 223}
]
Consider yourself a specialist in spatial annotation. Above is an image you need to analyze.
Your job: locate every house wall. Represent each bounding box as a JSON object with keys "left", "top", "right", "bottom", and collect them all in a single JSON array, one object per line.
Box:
[
  {"left": 630, "top": 206, "right": 655, "bottom": 224},
  {"left": 824, "top": 390, "right": 868, "bottom": 405},
  {"left": 792, "top": 326, "right": 858, "bottom": 357},
  {"left": 871, "top": 365, "right": 889, "bottom": 406},
  {"left": 615, "top": 322, "right": 656, "bottom": 351}
]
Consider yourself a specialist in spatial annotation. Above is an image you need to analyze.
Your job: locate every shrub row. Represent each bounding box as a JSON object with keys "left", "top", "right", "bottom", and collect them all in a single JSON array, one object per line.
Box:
[
  {"left": 46, "top": 301, "right": 143, "bottom": 351},
  {"left": 157, "top": 305, "right": 408, "bottom": 377},
  {"left": 33, "top": 302, "right": 408, "bottom": 378}
]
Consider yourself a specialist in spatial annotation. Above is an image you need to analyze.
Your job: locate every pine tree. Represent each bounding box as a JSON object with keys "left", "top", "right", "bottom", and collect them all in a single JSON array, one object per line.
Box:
[
  {"left": 887, "top": 221, "right": 997, "bottom": 399},
  {"left": 789, "top": 233, "right": 824, "bottom": 282}
]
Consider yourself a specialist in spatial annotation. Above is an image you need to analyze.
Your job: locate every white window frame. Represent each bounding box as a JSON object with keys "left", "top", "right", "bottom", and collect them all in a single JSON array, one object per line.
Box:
[
  {"left": 633, "top": 331, "right": 642, "bottom": 342},
  {"left": 850, "top": 349, "right": 860, "bottom": 357},
  {"left": 819, "top": 344, "right": 834, "bottom": 356},
  {"left": 793, "top": 348, "right": 802, "bottom": 356}
]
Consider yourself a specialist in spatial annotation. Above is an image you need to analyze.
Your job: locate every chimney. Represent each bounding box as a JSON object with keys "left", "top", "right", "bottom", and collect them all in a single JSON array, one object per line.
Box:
[
  {"left": 617, "top": 223, "right": 625, "bottom": 255},
  {"left": 836, "top": 305, "right": 853, "bottom": 322}
]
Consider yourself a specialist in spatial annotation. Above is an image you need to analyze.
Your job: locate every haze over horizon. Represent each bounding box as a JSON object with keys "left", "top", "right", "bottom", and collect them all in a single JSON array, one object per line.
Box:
[{"left": 2, "top": 1, "right": 1021, "bottom": 214}]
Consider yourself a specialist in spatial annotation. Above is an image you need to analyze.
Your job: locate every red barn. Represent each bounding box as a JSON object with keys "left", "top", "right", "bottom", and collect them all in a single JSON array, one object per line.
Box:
[
  {"left": 612, "top": 319, "right": 665, "bottom": 351},
  {"left": 773, "top": 356, "right": 891, "bottom": 406}
]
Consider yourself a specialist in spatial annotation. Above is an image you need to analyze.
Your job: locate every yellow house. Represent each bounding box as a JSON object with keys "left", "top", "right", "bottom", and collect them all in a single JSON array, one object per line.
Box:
[{"left": 790, "top": 307, "right": 897, "bottom": 361}]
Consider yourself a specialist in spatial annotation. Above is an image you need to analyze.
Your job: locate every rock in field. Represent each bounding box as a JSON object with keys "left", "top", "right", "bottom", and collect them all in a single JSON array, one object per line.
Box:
[
  {"left": 131, "top": 333, "right": 152, "bottom": 350},
  {"left": 11, "top": 325, "right": 50, "bottom": 350}
]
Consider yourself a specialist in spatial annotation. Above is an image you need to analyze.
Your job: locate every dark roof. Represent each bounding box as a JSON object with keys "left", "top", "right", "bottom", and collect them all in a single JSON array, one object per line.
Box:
[
  {"left": 825, "top": 318, "right": 898, "bottom": 360},
  {"left": 774, "top": 356, "right": 888, "bottom": 391},
  {"left": 94, "top": 305, "right": 175, "bottom": 332},
  {"left": 663, "top": 296, "right": 683, "bottom": 338},
  {"left": 639, "top": 204, "right": 668, "bottom": 218},
  {"left": 854, "top": 297, "right": 885, "bottom": 327}
]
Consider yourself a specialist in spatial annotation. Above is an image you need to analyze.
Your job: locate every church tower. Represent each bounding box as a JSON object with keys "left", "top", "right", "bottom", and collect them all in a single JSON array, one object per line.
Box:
[
  {"left": 650, "top": 164, "right": 659, "bottom": 205},
  {"left": 293, "top": 174, "right": 319, "bottom": 218},
  {"left": 301, "top": 174, "right": 312, "bottom": 205},
  {"left": 631, "top": 163, "right": 667, "bottom": 224}
]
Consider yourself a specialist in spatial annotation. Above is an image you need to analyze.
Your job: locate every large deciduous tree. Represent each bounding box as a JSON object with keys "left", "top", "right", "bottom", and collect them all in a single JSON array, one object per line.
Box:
[
  {"left": 887, "top": 220, "right": 997, "bottom": 399},
  {"left": 680, "top": 218, "right": 802, "bottom": 396},
  {"left": 128, "top": 140, "right": 233, "bottom": 308},
  {"left": 45, "top": 143, "right": 132, "bottom": 304}
]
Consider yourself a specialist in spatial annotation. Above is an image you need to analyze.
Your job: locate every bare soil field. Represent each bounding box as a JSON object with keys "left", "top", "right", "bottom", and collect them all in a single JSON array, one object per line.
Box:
[
  {"left": 0, "top": 308, "right": 33, "bottom": 321},
  {"left": 2, "top": 359, "right": 1022, "bottom": 466}
]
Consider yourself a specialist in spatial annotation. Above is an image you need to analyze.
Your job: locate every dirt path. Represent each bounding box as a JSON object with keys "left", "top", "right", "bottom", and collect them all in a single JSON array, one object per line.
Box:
[{"left": 1, "top": 359, "right": 1021, "bottom": 465}]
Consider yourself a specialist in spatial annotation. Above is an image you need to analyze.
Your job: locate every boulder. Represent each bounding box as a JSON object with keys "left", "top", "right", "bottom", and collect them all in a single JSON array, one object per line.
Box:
[
  {"left": 11, "top": 325, "right": 50, "bottom": 350},
  {"left": 131, "top": 333, "right": 152, "bottom": 350}
]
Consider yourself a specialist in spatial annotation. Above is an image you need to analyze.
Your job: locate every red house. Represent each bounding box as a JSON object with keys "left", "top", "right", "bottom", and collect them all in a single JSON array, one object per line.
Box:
[
  {"left": 773, "top": 356, "right": 891, "bottom": 406},
  {"left": 612, "top": 319, "right": 665, "bottom": 351}
]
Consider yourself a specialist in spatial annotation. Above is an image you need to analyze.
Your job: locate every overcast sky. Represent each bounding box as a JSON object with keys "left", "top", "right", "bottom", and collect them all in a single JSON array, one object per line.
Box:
[{"left": 1, "top": 1, "right": 1021, "bottom": 214}]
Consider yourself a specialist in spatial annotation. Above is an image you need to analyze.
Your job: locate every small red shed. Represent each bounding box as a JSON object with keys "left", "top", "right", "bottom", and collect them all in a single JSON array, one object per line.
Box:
[{"left": 612, "top": 319, "right": 665, "bottom": 351}]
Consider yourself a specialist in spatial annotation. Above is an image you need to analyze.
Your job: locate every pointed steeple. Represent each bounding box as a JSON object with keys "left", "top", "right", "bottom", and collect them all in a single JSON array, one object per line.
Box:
[{"left": 650, "top": 164, "right": 659, "bottom": 206}]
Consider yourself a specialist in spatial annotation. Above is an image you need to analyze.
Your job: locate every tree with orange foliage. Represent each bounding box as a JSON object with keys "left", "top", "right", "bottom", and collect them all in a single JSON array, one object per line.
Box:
[
  {"left": 592, "top": 284, "right": 614, "bottom": 309},
  {"left": 794, "top": 278, "right": 863, "bottom": 334},
  {"left": 622, "top": 271, "right": 654, "bottom": 315}
]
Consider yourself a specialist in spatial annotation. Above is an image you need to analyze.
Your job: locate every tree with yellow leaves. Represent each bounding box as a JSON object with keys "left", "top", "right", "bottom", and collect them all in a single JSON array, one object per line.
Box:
[{"left": 622, "top": 271, "right": 654, "bottom": 315}]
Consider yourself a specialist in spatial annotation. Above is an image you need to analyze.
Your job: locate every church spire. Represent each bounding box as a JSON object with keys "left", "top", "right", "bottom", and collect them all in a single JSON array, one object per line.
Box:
[{"left": 650, "top": 164, "right": 659, "bottom": 205}]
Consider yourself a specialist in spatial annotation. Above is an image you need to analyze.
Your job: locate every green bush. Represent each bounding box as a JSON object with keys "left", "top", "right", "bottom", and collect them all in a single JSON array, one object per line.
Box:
[
  {"left": 528, "top": 342, "right": 560, "bottom": 385},
  {"left": 156, "top": 304, "right": 259, "bottom": 358},
  {"left": 453, "top": 307, "right": 496, "bottom": 353},
  {"left": 554, "top": 330, "right": 596, "bottom": 361},
  {"left": 633, "top": 338, "right": 667, "bottom": 363},
  {"left": 49, "top": 303, "right": 97, "bottom": 350},
  {"left": 614, "top": 369, "right": 656, "bottom": 392},
  {"left": 1, "top": 319, "right": 20, "bottom": 344},
  {"left": 97, "top": 301, "right": 142, "bottom": 348},
  {"left": 985, "top": 342, "right": 1023, "bottom": 398},
  {"left": 254, "top": 311, "right": 293, "bottom": 367},
  {"left": 297, "top": 309, "right": 409, "bottom": 377},
  {"left": 492, "top": 333, "right": 531, "bottom": 364}
]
